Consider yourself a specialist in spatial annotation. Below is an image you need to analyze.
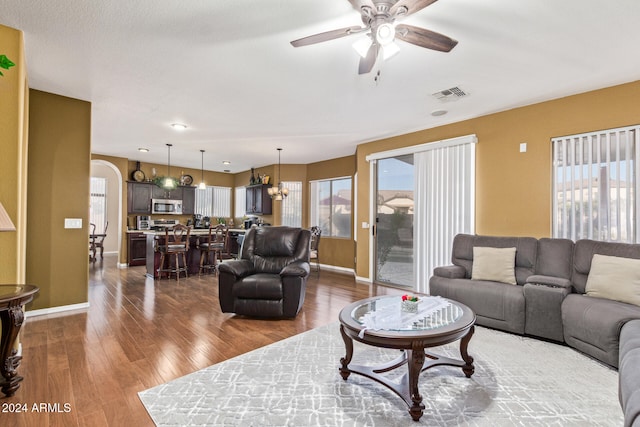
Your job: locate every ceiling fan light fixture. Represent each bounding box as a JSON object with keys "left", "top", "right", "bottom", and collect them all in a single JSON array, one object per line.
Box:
[
  {"left": 352, "top": 36, "right": 372, "bottom": 58},
  {"left": 376, "top": 23, "right": 396, "bottom": 46},
  {"left": 382, "top": 41, "right": 400, "bottom": 60}
]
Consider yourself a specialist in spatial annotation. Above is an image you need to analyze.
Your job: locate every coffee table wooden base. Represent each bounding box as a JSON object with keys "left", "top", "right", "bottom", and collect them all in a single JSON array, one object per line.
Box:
[{"left": 339, "top": 324, "right": 475, "bottom": 422}]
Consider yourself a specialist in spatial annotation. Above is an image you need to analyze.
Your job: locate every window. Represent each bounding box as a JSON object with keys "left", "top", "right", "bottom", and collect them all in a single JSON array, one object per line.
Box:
[
  {"left": 90, "top": 177, "right": 107, "bottom": 233},
  {"left": 235, "top": 186, "right": 246, "bottom": 218},
  {"left": 310, "top": 177, "right": 352, "bottom": 238},
  {"left": 552, "top": 125, "right": 640, "bottom": 243},
  {"left": 195, "top": 186, "right": 231, "bottom": 218},
  {"left": 281, "top": 181, "right": 302, "bottom": 227}
]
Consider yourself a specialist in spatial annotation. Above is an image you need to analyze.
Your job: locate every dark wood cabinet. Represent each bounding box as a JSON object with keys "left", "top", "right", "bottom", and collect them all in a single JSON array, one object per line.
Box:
[
  {"left": 128, "top": 232, "right": 147, "bottom": 266},
  {"left": 127, "top": 182, "right": 153, "bottom": 214},
  {"left": 246, "top": 184, "right": 272, "bottom": 215},
  {"left": 152, "top": 185, "right": 183, "bottom": 200},
  {"left": 127, "top": 181, "right": 194, "bottom": 214},
  {"left": 182, "top": 186, "right": 195, "bottom": 215}
]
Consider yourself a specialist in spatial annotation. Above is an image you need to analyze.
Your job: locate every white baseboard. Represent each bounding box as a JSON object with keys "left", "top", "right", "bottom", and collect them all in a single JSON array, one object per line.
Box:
[
  {"left": 25, "top": 302, "right": 90, "bottom": 318},
  {"left": 354, "top": 275, "right": 373, "bottom": 284},
  {"left": 316, "top": 263, "right": 355, "bottom": 275},
  {"left": 117, "top": 262, "right": 128, "bottom": 269}
]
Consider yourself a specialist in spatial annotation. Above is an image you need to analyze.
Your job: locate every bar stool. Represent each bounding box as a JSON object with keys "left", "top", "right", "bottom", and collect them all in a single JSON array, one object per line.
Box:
[
  {"left": 199, "top": 224, "right": 228, "bottom": 275},
  {"left": 157, "top": 224, "right": 191, "bottom": 280}
]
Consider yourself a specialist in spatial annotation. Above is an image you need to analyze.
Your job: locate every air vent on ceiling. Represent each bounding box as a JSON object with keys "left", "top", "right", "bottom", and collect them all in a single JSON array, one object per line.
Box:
[{"left": 432, "top": 86, "right": 468, "bottom": 102}]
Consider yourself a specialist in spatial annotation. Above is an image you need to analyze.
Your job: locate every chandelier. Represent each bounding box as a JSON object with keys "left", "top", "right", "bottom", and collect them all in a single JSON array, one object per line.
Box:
[{"left": 267, "top": 148, "right": 289, "bottom": 201}]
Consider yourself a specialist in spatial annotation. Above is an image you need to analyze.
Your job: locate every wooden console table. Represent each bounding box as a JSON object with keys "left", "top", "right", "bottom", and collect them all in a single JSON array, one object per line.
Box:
[{"left": 0, "top": 284, "right": 39, "bottom": 397}]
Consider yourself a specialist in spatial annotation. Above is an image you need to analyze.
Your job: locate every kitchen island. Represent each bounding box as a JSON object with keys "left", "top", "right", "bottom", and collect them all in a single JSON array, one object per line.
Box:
[{"left": 126, "top": 228, "right": 245, "bottom": 278}]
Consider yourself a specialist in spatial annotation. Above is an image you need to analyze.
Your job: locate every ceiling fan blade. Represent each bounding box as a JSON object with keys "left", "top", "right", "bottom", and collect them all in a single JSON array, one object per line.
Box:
[
  {"left": 395, "top": 24, "right": 458, "bottom": 52},
  {"left": 358, "top": 44, "right": 378, "bottom": 74},
  {"left": 290, "top": 26, "right": 365, "bottom": 47},
  {"left": 346, "top": 0, "right": 376, "bottom": 13},
  {"left": 390, "top": 0, "right": 439, "bottom": 17}
]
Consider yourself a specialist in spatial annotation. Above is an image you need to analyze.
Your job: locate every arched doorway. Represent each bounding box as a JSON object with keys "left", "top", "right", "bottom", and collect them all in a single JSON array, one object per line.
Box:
[{"left": 90, "top": 159, "right": 123, "bottom": 264}]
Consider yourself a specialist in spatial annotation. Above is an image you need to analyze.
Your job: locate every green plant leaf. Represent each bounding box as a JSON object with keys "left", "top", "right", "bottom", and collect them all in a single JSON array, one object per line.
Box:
[{"left": 0, "top": 54, "right": 16, "bottom": 71}]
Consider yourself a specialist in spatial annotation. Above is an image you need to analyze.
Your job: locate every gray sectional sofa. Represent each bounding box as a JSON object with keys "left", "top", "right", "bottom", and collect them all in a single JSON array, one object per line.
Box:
[{"left": 429, "top": 234, "right": 640, "bottom": 427}]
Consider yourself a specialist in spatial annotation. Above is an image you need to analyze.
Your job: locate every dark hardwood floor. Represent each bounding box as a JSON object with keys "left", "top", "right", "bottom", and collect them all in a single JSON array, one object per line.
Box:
[{"left": 3, "top": 255, "right": 404, "bottom": 426}]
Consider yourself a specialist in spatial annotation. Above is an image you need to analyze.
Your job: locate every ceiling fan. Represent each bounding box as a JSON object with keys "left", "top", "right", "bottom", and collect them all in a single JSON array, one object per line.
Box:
[{"left": 291, "top": 0, "right": 457, "bottom": 74}]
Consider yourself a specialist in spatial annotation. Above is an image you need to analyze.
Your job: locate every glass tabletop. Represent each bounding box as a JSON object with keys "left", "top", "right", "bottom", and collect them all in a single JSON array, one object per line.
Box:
[{"left": 351, "top": 295, "right": 464, "bottom": 332}]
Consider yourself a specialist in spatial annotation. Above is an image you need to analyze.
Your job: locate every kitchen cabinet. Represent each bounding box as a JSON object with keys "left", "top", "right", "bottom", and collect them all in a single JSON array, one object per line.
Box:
[
  {"left": 182, "top": 186, "right": 195, "bottom": 215},
  {"left": 127, "top": 181, "right": 194, "bottom": 214},
  {"left": 128, "top": 232, "right": 147, "bottom": 266},
  {"left": 246, "top": 184, "right": 272, "bottom": 215},
  {"left": 127, "top": 182, "right": 153, "bottom": 214},
  {"left": 152, "top": 185, "right": 182, "bottom": 200}
]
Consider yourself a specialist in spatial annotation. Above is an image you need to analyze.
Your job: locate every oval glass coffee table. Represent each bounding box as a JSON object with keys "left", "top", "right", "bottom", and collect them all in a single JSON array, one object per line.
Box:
[{"left": 338, "top": 295, "right": 476, "bottom": 422}]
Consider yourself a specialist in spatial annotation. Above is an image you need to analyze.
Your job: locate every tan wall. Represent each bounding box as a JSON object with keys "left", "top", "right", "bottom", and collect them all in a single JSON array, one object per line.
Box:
[
  {"left": 307, "top": 155, "right": 356, "bottom": 270},
  {"left": 355, "top": 80, "right": 640, "bottom": 278},
  {"left": 0, "top": 25, "right": 28, "bottom": 284},
  {"left": 27, "top": 90, "right": 91, "bottom": 309}
]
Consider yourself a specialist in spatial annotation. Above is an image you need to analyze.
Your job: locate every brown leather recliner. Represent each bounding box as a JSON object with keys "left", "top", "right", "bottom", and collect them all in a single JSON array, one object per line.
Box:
[{"left": 218, "top": 226, "right": 311, "bottom": 318}]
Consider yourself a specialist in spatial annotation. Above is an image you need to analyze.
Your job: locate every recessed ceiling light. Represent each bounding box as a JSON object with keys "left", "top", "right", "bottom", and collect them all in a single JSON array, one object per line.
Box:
[
  {"left": 138, "top": 147, "right": 150, "bottom": 152},
  {"left": 431, "top": 109, "right": 448, "bottom": 117},
  {"left": 222, "top": 160, "right": 231, "bottom": 165},
  {"left": 170, "top": 123, "right": 187, "bottom": 130}
]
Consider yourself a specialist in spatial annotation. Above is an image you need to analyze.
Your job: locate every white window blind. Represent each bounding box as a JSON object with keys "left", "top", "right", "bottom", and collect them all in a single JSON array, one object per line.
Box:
[
  {"left": 413, "top": 136, "right": 476, "bottom": 294},
  {"left": 90, "top": 177, "right": 107, "bottom": 233},
  {"left": 552, "top": 125, "right": 640, "bottom": 243},
  {"left": 235, "top": 186, "right": 246, "bottom": 218},
  {"left": 195, "top": 186, "right": 231, "bottom": 218},
  {"left": 281, "top": 181, "right": 302, "bottom": 227}
]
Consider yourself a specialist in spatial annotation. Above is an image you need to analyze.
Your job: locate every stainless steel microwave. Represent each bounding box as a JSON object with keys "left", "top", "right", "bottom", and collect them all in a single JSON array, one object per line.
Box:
[{"left": 151, "top": 199, "right": 183, "bottom": 215}]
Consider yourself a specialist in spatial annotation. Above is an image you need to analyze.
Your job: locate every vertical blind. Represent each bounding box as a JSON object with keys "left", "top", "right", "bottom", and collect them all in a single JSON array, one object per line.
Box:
[
  {"left": 414, "top": 137, "right": 476, "bottom": 293},
  {"left": 281, "top": 181, "right": 302, "bottom": 227},
  {"left": 195, "top": 186, "right": 231, "bottom": 218},
  {"left": 552, "top": 125, "right": 639, "bottom": 243},
  {"left": 90, "top": 177, "right": 107, "bottom": 233},
  {"left": 235, "top": 186, "right": 246, "bottom": 218}
]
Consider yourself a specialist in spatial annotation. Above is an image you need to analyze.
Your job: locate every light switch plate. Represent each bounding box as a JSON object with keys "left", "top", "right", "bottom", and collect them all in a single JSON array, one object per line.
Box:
[
  {"left": 64, "top": 218, "right": 83, "bottom": 229},
  {"left": 519, "top": 142, "right": 527, "bottom": 153}
]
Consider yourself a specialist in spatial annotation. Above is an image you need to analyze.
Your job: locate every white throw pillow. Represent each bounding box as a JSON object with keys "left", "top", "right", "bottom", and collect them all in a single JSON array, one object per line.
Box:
[
  {"left": 471, "top": 246, "right": 517, "bottom": 285},
  {"left": 585, "top": 254, "right": 640, "bottom": 306}
]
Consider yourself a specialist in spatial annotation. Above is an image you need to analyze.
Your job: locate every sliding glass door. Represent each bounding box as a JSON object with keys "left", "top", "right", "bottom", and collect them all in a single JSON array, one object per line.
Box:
[
  {"left": 368, "top": 135, "right": 476, "bottom": 293},
  {"left": 374, "top": 155, "right": 414, "bottom": 288}
]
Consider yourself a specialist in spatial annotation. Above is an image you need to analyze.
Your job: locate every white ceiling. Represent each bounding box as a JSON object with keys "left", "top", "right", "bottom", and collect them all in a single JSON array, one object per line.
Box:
[{"left": 2, "top": 0, "right": 640, "bottom": 173}]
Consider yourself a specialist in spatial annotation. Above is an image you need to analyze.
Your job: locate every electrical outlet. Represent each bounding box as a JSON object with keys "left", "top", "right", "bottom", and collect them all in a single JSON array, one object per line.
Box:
[
  {"left": 64, "top": 218, "right": 83, "bottom": 229},
  {"left": 519, "top": 142, "right": 527, "bottom": 153}
]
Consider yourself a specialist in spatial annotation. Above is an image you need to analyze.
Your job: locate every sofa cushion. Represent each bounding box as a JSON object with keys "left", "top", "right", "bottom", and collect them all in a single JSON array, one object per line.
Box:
[
  {"left": 586, "top": 254, "right": 640, "bottom": 306},
  {"left": 233, "top": 273, "right": 283, "bottom": 300},
  {"left": 562, "top": 293, "right": 640, "bottom": 367},
  {"left": 471, "top": 246, "right": 517, "bottom": 285},
  {"left": 572, "top": 239, "right": 640, "bottom": 294},
  {"left": 620, "top": 320, "right": 640, "bottom": 427},
  {"left": 429, "top": 276, "right": 525, "bottom": 334},
  {"left": 450, "top": 234, "right": 537, "bottom": 285}
]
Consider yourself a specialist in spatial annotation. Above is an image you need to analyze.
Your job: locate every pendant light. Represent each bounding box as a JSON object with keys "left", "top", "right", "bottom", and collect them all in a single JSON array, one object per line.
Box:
[
  {"left": 198, "top": 149, "right": 206, "bottom": 190},
  {"left": 163, "top": 143, "right": 176, "bottom": 189},
  {"left": 267, "top": 148, "right": 289, "bottom": 201}
]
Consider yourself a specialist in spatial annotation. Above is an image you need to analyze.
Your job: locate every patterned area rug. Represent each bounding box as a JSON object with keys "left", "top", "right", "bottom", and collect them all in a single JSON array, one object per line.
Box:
[{"left": 139, "top": 323, "right": 622, "bottom": 426}]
